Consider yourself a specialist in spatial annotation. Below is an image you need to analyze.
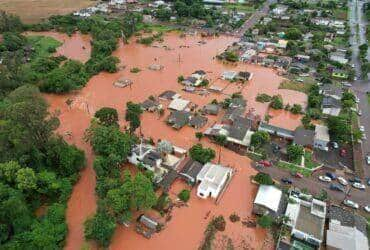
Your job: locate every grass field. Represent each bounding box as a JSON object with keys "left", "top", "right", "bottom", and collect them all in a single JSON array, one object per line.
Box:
[
  {"left": 277, "top": 161, "right": 312, "bottom": 177},
  {"left": 279, "top": 79, "right": 313, "bottom": 94},
  {"left": 0, "top": 0, "right": 97, "bottom": 24},
  {"left": 27, "top": 36, "right": 62, "bottom": 59}
]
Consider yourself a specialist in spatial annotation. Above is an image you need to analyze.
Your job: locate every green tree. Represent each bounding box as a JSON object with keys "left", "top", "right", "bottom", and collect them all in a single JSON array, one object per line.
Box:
[
  {"left": 91, "top": 125, "right": 134, "bottom": 162},
  {"left": 285, "top": 28, "right": 302, "bottom": 40},
  {"left": 290, "top": 104, "right": 303, "bottom": 114},
  {"left": 250, "top": 131, "right": 270, "bottom": 148},
  {"left": 84, "top": 211, "right": 116, "bottom": 247},
  {"left": 195, "top": 132, "right": 204, "bottom": 141},
  {"left": 270, "top": 95, "right": 283, "bottom": 109},
  {"left": 125, "top": 101, "right": 143, "bottom": 133},
  {"left": 327, "top": 116, "right": 351, "bottom": 143},
  {"left": 132, "top": 172, "right": 157, "bottom": 211},
  {"left": 287, "top": 144, "right": 304, "bottom": 163},
  {"left": 0, "top": 161, "right": 21, "bottom": 184},
  {"left": 253, "top": 173, "right": 273, "bottom": 185},
  {"left": 189, "top": 144, "right": 215, "bottom": 164},
  {"left": 178, "top": 189, "right": 190, "bottom": 202},
  {"left": 94, "top": 107, "right": 119, "bottom": 127},
  {"left": 15, "top": 168, "right": 37, "bottom": 191},
  {"left": 257, "top": 214, "right": 274, "bottom": 228}
]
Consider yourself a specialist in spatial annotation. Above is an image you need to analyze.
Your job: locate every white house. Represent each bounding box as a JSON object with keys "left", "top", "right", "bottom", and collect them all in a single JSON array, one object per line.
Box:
[
  {"left": 221, "top": 71, "right": 238, "bottom": 80},
  {"left": 168, "top": 98, "right": 190, "bottom": 111},
  {"left": 128, "top": 144, "right": 162, "bottom": 172},
  {"left": 253, "top": 185, "right": 284, "bottom": 217},
  {"left": 314, "top": 125, "right": 330, "bottom": 151},
  {"left": 196, "top": 163, "right": 233, "bottom": 199},
  {"left": 285, "top": 195, "right": 327, "bottom": 248}
]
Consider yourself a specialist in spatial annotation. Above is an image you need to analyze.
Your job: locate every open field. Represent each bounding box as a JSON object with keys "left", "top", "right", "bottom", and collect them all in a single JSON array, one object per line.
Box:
[{"left": 0, "top": 0, "right": 97, "bottom": 24}]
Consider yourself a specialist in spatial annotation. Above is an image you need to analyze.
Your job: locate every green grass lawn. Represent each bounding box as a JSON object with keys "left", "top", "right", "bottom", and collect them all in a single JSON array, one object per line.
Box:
[
  {"left": 277, "top": 161, "right": 312, "bottom": 177},
  {"left": 137, "top": 23, "right": 178, "bottom": 33},
  {"left": 333, "top": 9, "right": 348, "bottom": 20},
  {"left": 224, "top": 3, "right": 255, "bottom": 12},
  {"left": 304, "top": 151, "right": 320, "bottom": 169},
  {"left": 279, "top": 79, "right": 313, "bottom": 94},
  {"left": 27, "top": 36, "right": 62, "bottom": 60}
]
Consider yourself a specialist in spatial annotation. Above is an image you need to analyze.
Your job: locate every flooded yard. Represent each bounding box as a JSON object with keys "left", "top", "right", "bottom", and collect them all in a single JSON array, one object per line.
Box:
[{"left": 39, "top": 30, "right": 305, "bottom": 249}]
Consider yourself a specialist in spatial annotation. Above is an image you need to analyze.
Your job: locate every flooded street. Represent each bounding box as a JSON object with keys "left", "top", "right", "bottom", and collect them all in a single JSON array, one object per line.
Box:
[{"left": 39, "top": 31, "right": 307, "bottom": 249}]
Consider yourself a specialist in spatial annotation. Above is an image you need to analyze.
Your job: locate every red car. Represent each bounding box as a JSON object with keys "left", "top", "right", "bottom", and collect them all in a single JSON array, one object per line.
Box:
[
  {"left": 340, "top": 149, "right": 347, "bottom": 157},
  {"left": 258, "top": 160, "right": 272, "bottom": 167}
]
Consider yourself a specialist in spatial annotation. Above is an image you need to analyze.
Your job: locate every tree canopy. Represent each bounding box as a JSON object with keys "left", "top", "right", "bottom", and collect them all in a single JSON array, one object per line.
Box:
[{"left": 189, "top": 144, "right": 215, "bottom": 164}]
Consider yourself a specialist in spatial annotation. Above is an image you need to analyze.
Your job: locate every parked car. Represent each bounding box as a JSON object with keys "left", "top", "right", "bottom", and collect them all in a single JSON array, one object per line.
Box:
[
  {"left": 281, "top": 178, "right": 293, "bottom": 185},
  {"left": 339, "top": 149, "right": 347, "bottom": 157},
  {"left": 361, "top": 134, "right": 367, "bottom": 140},
  {"left": 326, "top": 172, "right": 337, "bottom": 180},
  {"left": 364, "top": 205, "right": 370, "bottom": 213},
  {"left": 337, "top": 176, "right": 348, "bottom": 186},
  {"left": 258, "top": 160, "right": 271, "bottom": 167},
  {"left": 343, "top": 82, "right": 352, "bottom": 87},
  {"left": 355, "top": 97, "right": 360, "bottom": 103},
  {"left": 366, "top": 155, "right": 370, "bottom": 165},
  {"left": 366, "top": 178, "right": 370, "bottom": 186},
  {"left": 319, "top": 175, "right": 332, "bottom": 182},
  {"left": 357, "top": 110, "right": 362, "bottom": 116},
  {"left": 352, "top": 182, "right": 366, "bottom": 190},
  {"left": 330, "top": 142, "right": 339, "bottom": 149},
  {"left": 343, "top": 199, "right": 359, "bottom": 209},
  {"left": 330, "top": 184, "right": 345, "bottom": 192},
  {"left": 349, "top": 177, "right": 361, "bottom": 183},
  {"left": 359, "top": 126, "right": 365, "bottom": 132}
]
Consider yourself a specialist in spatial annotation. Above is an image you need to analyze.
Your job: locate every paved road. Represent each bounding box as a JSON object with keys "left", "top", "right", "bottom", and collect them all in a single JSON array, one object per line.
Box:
[
  {"left": 349, "top": 0, "right": 370, "bottom": 179},
  {"left": 235, "top": 0, "right": 276, "bottom": 37},
  {"left": 257, "top": 165, "right": 370, "bottom": 207}
]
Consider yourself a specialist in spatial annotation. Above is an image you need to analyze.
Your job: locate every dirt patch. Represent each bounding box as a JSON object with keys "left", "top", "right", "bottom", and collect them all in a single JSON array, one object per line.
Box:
[{"left": 0, "top": 0, "right": 96, "bottom": 24}]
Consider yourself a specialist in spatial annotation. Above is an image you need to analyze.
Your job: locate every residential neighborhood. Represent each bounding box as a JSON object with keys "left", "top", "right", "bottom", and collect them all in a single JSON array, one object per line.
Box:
[{"left": 0, "top": 0, "right": 369, "bottom": 249}]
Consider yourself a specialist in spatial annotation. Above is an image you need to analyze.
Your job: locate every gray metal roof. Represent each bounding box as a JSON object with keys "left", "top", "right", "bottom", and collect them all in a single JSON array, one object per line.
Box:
[{"left": 294, "top": 127, "right": 314, "bottom": 147}]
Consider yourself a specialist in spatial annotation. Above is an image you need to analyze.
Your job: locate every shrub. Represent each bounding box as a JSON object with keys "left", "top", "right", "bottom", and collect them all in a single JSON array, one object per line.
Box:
[
  {"left": 224, "top": 51, "right": 239, "bottom": 62},
  {"left": 178, "top": 189, "right": 190, "bottom": 202},
  {"left": 213, "top": 216, "right": 226, "bottom": 231},
  {"left": 189, "top": 144, "right": 215, "bottom": 164},
  {"left": 290, "top": 104, "right": 303, "bottom": 114},
  {"left": 257, "top": 214, "right": 273, "bottom": 228},
  {"left": 130, "top": 67, "right": 141, "bottom": 73},
  {"left": 94, "top": 107, "right": 119, "bottom": 127},
  {"left": 229, "top": 213, "right": 240, "bottom": 223},
  {"left": 256, "top": 93, "right": 272, "bottom": 103},
  {"left": 287, "top": 144, "right": 304, "bottom": 163},
  {"left": 270, "top": 95, "right": 283, "bottom": 109},
  {"left": 253, "top": 173, "right": 273, "bottom": 185}
]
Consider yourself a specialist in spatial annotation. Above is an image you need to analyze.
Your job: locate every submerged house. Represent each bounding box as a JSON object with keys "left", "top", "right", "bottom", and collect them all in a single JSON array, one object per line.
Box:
[
  {"left": 179, "top": 158, "right": 204, "bottom": 184},
  {"left": 258, "top": 122, "right": 295, "bottom": 140},
  {"left": 253, "top": 185, "right": 286, "bottom": 218},
  {"left": 166, "top": 111, "right": 192, "bottom": 129},
  {"left": 196, "top": 163, "right": 233, "bottom": 199}
]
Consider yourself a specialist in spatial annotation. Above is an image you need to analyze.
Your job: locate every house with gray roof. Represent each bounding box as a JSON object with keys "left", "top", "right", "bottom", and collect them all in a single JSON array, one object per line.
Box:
[
  {"left": 258, "top": 122, "right": 295, "bottom": 139},
  {"left": 327, "top": 205, "right": 369, "bottom": 250},
  {"left": 314, "top": 125, "right": 330, "bottom": 151},
  {"left": 141, "top": 99, "right": 162, "bottom": 112},
  {"left": 322, "top": 96, "right": 342, "bottom": 117},
  {"left": 202, "top": 104, "right": 220, "bottom": 115},
  {"left": 179, "top": 158, "right": 204, "bottom": 184},
  {"left": 166, "top": 111, "right": 191, "bottom": 129},
  {"left": 189, "top": 115, "right": 208, "bottom": 129},
  {"left": 294, "top": 127, "right": 314, "bottom": 148}
]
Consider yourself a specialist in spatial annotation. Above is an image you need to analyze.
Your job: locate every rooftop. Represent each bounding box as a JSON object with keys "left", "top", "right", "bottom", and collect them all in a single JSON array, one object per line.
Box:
[
  {"left": 254, "top": 185, "right": 283, "bottom": 213},
  {"left": 314, "top": 125, "right": 330, "bottom": 142},
  {"left": 294, "top": 127, "right": 314, "bottom": 147},
  {"left": 197, "top": 163, "right": 232, "bottom": 193},
  {"left": 168, "top": 98, "right": 190, "bottom": 111}
]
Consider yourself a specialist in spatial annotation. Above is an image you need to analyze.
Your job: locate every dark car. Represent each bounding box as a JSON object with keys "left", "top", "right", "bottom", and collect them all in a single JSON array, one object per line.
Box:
[
  {"left": 330, "top": 184, "right": 345, "bottom": 192},
  {"left": 326, "top": 172, "right": 337, "bottom": 180},
  {"left": 366, "top": 178, "right": 370, "bottom": 186},
  {"left": 281, "top": 178, "right": 293, "bottom": 185},
  {"left": 349, "top": 177, "right": 361, "bottom": 183}
]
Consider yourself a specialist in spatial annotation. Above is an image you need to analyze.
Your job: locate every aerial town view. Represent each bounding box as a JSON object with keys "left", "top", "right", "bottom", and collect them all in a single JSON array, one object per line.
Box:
[{"left": 0, "top": 0, "right": 369, "bottom": 249}]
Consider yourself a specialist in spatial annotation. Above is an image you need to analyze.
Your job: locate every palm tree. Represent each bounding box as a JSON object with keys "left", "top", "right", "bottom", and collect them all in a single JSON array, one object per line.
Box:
[{"left": 214, "top": 135, "right": 227, "bottom": 164}]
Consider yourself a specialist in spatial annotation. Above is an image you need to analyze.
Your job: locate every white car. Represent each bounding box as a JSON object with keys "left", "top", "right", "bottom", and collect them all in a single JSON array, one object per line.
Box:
[
  {"left": 364, "top": 205, "right": 370, "bottom": 213},
  {"left": 343, "top": 199, "right": 359, "bottom": 209},
  {"left": 319, "top": 176, "right": 332, "bottom": 182},
  {"left": 352, "top": 182, "right": 366, "bottom": 190},
  {"left": 337, "top": 176, "right": 348, "bottom": 186},
  {"left": 355, "top": 97, "right": 360, "bottom": 103},
  {"left": 366, "top": 155, "right": 370, "bottom": 165},
  {"left": 357, "top": 110, "right": 362, "bottom": 116},
  {"left": 361, "top": 134, "right": 367, "bottom": 140},
  {"left": 359, "top": 126, "right": 365, "bottom": 132}
]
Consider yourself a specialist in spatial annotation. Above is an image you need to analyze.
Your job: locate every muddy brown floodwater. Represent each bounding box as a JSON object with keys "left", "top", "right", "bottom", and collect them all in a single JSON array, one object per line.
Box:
[
  {"left": 25, "top": 31, "right": 91, "bottom": 63},
  {"left": 39, "top": 31, "right": 307, "bottom": 250}
]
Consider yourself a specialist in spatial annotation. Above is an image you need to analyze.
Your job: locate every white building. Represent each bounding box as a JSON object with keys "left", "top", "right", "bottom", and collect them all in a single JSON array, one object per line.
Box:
[
  {"left": 168, "top": 98, "right": 190, "bottom": 111},
  {"left": 127, "top": 144, "right": 162, "bottom": 172},
  {"left": 314, "top": 125, "right": 330, "bottom": 151},
  {"left": 285, "top": 195, "right": 327, "bottom": 248},
  {"left": 240, "top": 49, "right": 257, "bottom": 62},
  {"left": 196, "top": 163, "right": 233, "bottom": 199},
  {"left": 253, "top": 185, "right": 284, "bottom": 217},
  {"left": 221, "top": 71, "right": 238, "bottom": 80}
]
